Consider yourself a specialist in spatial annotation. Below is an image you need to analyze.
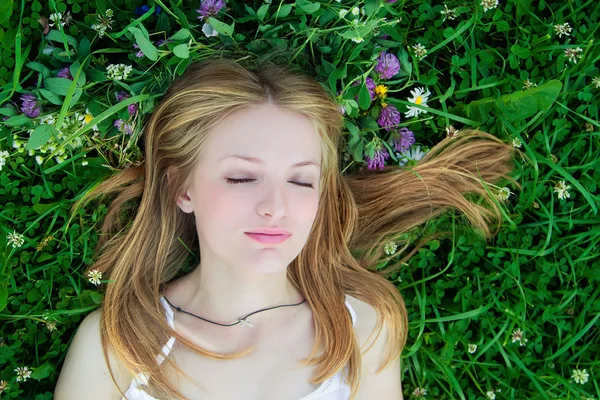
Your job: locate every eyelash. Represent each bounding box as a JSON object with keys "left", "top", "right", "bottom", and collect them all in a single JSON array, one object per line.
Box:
[{"left": 226, "top": 178, "right": 314, "bottom": 188}]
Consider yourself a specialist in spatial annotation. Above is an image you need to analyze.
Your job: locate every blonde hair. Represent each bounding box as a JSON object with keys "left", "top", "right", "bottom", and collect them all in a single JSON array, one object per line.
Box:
[{"left": 71, "top": 56, "right": 520, "bottom": 399}]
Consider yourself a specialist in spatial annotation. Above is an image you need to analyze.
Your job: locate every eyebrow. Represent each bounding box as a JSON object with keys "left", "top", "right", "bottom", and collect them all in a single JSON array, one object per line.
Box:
[{"left": 219, "top": 155, "right": 321, "bottom": 169}]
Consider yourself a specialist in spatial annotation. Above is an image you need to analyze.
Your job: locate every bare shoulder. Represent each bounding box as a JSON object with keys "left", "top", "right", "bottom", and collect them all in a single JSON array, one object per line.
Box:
[
  {"left": 344, "top": 294, "right": 380, "bottom": 349},
  {"left": 54, "top": 307, "right": 135, "bottom": 399}
]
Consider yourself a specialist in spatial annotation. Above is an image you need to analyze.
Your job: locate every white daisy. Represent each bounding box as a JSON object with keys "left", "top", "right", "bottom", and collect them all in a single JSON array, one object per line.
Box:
[{"left": 405, "top": 87, "right": 431, "bottom": 118}]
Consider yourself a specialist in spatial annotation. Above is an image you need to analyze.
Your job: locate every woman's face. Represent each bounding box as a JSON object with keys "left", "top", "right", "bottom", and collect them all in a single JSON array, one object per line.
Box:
[{"left": 175, "top": 103, "right": 322, "bottom": 275}]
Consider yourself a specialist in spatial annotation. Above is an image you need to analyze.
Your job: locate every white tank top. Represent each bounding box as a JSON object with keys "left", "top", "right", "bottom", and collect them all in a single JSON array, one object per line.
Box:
[{"left": 122, "top": 295, "right": 357, "bottom": 400}]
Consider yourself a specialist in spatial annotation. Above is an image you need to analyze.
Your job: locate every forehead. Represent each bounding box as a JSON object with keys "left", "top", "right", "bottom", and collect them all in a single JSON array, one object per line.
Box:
[{"left": 201, "top": 104, "right": 322, "bottom": 163}]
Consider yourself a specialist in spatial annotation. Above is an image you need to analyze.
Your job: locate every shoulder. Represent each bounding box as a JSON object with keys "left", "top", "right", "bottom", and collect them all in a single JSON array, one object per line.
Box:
[
  {"left": 54, "top": 307, "right": 136, "bottom": 399},
  {"left": 344, "top": 294, "right": 404, "bottom": 399}
]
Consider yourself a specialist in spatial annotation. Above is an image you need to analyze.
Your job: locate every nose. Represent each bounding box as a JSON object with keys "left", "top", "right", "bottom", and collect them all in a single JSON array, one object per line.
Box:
[{"left": 258, "top": 182, "right": 288, "bottom": 218}]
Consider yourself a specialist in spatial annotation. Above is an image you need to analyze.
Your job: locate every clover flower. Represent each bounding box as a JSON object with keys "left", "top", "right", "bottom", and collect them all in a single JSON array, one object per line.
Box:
[
  {"left": 571, "top": 368, "right": 589, "bottom": 385},
  {"left": 14, "top": 366, "right": 32, "bottom": 382},
  {"left": 114, "top": 119, "right": 134, "bottom": 135},
  {"left": 57, "top": 66, "right": 73, "bottom": 80},
  {"left": 20, "top": 94, "right": 42, "bottom": 118},
  {"left": 512, "top": 137, "right": 522, "bottom": 148},
  {"left": 7, "top": 230, "right": 25, "bottom": 248},
  {"left": 405, "top": 87, "right": 431, "bottom": 118},
  {"left": 592, "top": 76, "right": 600, "bottom": 89},
  {"left": 0, "top": 150, "right": 9, "bottom": 171},
  {"left": 554, "top": 23, "right": 572, "bottom": 38},
  {"left": 481, "top": 0, "right": 499, "bottom": 12},
  {"left": 87, "top": 269, "right": 103, "bottom": 286},
  {"left": 554, "top": 180, "right": 571, "bottom": 200},
  {"left": 390, "top": 127, "right": 415, "bottom": 152},
  {"left": 375, "top": 51, "right": 401, "bottom": 80},
  {"left": 497, "top": 187, "right": 512, "bottom": 201},
  {"left": 523, "top": 79, "right": 537, "bottom": 90},
  {"left": 384, "top": 241, "right": 398, "bottom": 255},
  {"left": 106, "top": 64, "right": 133, "bottom": 80},
  {"left": 564, "top": 47, "right": 583, "bottom": 64},
  {"left": 377, "top": 103, "right": 401, "bottom": 131},
  {"left": 511, "top": 328, "right": 528, "bottom": 346},
  {"left": 91, "top": 9, "right": 114, "bottom": 38},
  {"left": 352, "top": 77, "right": 377, "bottom": 103},
  {"left": 468, "top": 343, "right": 478, "bottom": 353},
  {"left": 412, "top": 43, "right": 427, "bottom": 60},
  {"left": 412, "top": 387, "right": 427, "bottom": 397},
  {"left": 364, "top": 137, "right": 390, "bottom": 171},
  {"left": 440, "top": 4, "right": 459, "bottom": 21},
  {"left": 196, "top": 0, "right": 226, "bottom": 21}
]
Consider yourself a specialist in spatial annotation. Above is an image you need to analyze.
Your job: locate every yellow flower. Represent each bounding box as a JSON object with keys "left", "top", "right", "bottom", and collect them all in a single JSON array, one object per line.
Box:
[{"left": 375, "top": 84, "right": 388, "bottom": 99}]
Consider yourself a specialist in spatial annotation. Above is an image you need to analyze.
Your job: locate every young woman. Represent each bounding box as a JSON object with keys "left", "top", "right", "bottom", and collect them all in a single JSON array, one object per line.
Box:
[{"left": 54, "top": 57, "right": 519, "bottom": 399}]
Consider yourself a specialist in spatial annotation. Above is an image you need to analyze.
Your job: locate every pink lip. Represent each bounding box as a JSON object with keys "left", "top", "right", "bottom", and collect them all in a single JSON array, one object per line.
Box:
[{"left": 245, "top": 233, "right": 291, "bottom": 244}]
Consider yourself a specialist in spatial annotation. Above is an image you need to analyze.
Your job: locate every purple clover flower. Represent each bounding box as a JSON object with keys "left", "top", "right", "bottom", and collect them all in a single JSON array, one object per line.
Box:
[
  {"left": 57, "top": 66, "right": 73, "bottom": 80},
  {"left": 352, "top": 76, "right": 377, "bottom": 104},
  {"left": 365, "top": 139, "right": 390, "bottom": 171},
  {"left": 133, "top": 43, "right": 144, "bottom": 58},
  {"left": 114, "top": 119, "right": 134, "bottom": 135},
  {"left": 375, "top": 51, "right": 400, "bottom": 80},
  {"left": 196, "top": 0, "right": 226, "bottom": 21},
  {"left": 115, "top": 91, "right": 138, "bottom": 117},
  {"left": 155, "top": 38, "right": 174, "bottom": 46},
  {"left": 377, "top": 103, "right": 401, "bottom": 131},
  {"left": 20, "top": 94, "right": 42, "bottom": 118},
  {"left": 390, "top": 127, "right": 415, "bottom": 152}
]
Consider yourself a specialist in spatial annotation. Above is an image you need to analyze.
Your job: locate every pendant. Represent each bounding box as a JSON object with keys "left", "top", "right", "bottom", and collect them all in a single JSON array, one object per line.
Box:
[{"left": 238, "top": 318, "right": 254, "bottom": 328}]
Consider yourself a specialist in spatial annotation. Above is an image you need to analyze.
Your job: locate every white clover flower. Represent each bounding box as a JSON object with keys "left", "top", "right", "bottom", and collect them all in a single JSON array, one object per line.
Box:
[
  {"left": 7, "top": 230, "right": 25, "bottom": 248},
  {"left": 592, "top": 76, "right": 600, "bottom": 89},
  {"left": 512, "top": 137, "right": 522, "bottom": 148},
  {"left": 554, "top": 180, "right": 571, "bottom": 200},
  {"left": 481, "top": 0, "right": 499, "bottom": 12},
  {"left": 523, "top": 79, "right": 537, "bottom": 90},
  {"left": 497, "top": 187, "right": 512, "bottom": 201},
  {"left": 0, "top": 380, "right": 8, "bottom": 392},
  {"left": 412, "top": 43, "right": 427, "bottom": 60},
  {"left": 440, "top": 4, "right": 459, "bottom": 21},
  {"left": 0, "top": 150, "right": 9, "bottom": 171},
  {"left": 511, "top": 328, "right": 528, "bottom": 346},
  {"left": 48, "top": 12, "right": 64, "bottom": 27},
  {"left": 405, "top": 87, "right": 431, "bottom": 118},
  {"left": 384, "top": 241, "right": 398, "bottom": 255},
  {"left": 554, "top": 23, "right": 572, "bottom": 38},
  {"left": 87, "top": 269, "right": 103, "bottom": 286},
  {"left": 486, "top": 391, "right": 496, "bottom": 400},
  {"left": 339, "top": 9, "right": 349, "bottom": 18},
  {"left": 564, "top": 47, "right": 583, "bottom": 64},
  {"left": 468, "top": 343, "right": 478, "bottom": 353},
  {"left": 351, "top": 6, "right": 360, "bottom": 16},
  {"left": 106, "top": 64, "right": 133, "bottom": 80},
  {"left": 14, "top": 366, "right": 32, "bottom": 382},
  {"left": 412, "top": 387, "right": 427, "bottom": 397},
  {"left": 571, "top": 368, "right": 589, "bottom": 385}
]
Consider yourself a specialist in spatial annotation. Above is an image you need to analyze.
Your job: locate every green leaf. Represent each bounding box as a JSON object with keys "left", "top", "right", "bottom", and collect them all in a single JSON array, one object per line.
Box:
[
  {"left": 31, "top": 363, "right": 54, "bottom": 380},
  {"left": 170, "top": 28, "right": 190, "bottom": 41},
  {"left": 2, "top": 114, "right": 31, "bottom": 126},
  {"left": 257, "top": 3, "right": 269, "bottom": 21},
  {"left": 358, "top": 81, "right": 371, "bottom": 110},
  {"left": 128, "top": 26, "right": 158, "bottom": 61},
  {"left": 495, "top": 80, "right": 562, "bottom": 121},
  {"left": 26, "top": 124, "right": 54, "bottom": 150},
  {"left": 296, "top": 0, "right": 320, "bottom": 14},
  {"left": 0, "top": 282, "right": 6, "bottom": 313},
  {"left": 0, "top": 0, "right": 14, "bottom": 25},
  {"left": 274, "top": 4, "right": 292, "bottom": 19},
  {"left": 207, "top": 17, "right": 234, "bottom": 36},
  {"left": 39, "top": 88, "right": 64, "bottom": 105},
  {"left": 172, "top": 43, "right": 189, "bottom": 59},
  {"left": 43, "top": 77, "right": 76, "bottom": 96}
]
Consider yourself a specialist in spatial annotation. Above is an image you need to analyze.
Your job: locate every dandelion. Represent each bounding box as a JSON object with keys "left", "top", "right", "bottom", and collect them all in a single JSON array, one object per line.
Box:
[
  {"left": 512, "top": 137, "right": 522, "bottom": 148},
  {"left": 511, "top": 328, "right": 528, "bottom": 346},
  {"left": 592, "top": 76, "right": 600, "bottom": 89},
  {"left": 468, "top": 343, "right": 478, "bottom": 353},
  {"left": 57, "top": 66, "right": 73, "bottom": 80},
  {"left": 554, "top": 23, "right": 572, "bottom": 39},
  {"left": 14, "top": 366, "right": 32, "bottom": 382},
  {"left": 554, "top": 180, "right": 571, "bottom": 200},
  {"left": 486, "top": 391, "right": 496, "bottom": 400},
  {"left": 106, "top": 64, "right": 133, "bottom": 81},
  {"left": 7, "top": 230, "right": 25, "bottom": 248},
  {"left": 481, "top": 0, "right": 499, "bottom": 12},
  {"left": 412, "top": 43, "right": 427, "bottom": 60},
  {"left": 384, "top": 241, "right": 398, "bottom": 255},
  {"left": 397, "top": 145, "right": 427, "bottom": 167},
  {"left": 440, "top": 4, "right": 459, "bottom": 21},
  {"left": 364, "top": 137, "right": 390, "bottom": 171},
  {"left": 87, "top": 269, "right": 103, "bottom": 286},
  {"left": 571, "top": 368, "right": 589, "bottom": 385},
  {"left": 20, "top": 94, "right": 42, "bottom": 118},
  {"left": 196, "top": 0, "right": 226, "bottom": 21},
  {"left": 412, "top": 386, "right": 427, "bottom": 397},
  {"left": 374, "top": 84, "right": 388, "bottom": 99},
  {"left": 564, "top": 47, "right": 583, "bottom": 64},
  {"left": 523, "top": 79, "right": 537, "bottom": 90},
  {"left": 375, "top": 51, "right": 401, "bottom": 80},
  {"left": 405, "top": 87, "right": 431, "bottom": 118},
  {"left": 497, "top": 187, "right": 512, "bottom": 201},
  {"left": 377, "top": 103, "right": 401, "bottom": 131},
  {"left": 390, "top": 127, "right": 415, "bottom": 152}
]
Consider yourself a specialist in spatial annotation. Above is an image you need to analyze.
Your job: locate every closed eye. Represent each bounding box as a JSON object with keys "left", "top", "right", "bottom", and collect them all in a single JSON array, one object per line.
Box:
[{"left": 226, "top": 178, "right": 314, "bottom": 188}]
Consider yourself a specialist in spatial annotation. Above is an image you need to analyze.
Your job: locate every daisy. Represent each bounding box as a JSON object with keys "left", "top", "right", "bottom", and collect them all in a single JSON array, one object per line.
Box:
[{"left": 405, "top": 87, "right": 431, "bottom": 118}]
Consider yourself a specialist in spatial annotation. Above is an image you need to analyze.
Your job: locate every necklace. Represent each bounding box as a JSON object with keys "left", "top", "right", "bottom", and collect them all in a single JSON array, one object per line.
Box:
[{"left": 162, "top": 295, "right": 307, "bottom": 328}]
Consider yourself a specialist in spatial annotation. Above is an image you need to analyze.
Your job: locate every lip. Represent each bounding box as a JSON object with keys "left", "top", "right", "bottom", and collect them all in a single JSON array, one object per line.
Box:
[
  {"left": 245, "top": 233, "right": 291, "bottom": 244},
  {"left": 246, "top": 228, "right": 291, "bottom": 235}
]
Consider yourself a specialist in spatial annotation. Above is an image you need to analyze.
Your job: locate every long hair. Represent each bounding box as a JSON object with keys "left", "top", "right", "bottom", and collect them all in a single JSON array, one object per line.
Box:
[{"left": 70, "top": 57, "right": 520, "bottom": 399}]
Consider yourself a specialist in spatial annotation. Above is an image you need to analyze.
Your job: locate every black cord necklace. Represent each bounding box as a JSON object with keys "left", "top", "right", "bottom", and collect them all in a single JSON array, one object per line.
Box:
[{"left": 162, "top": 295, "right": 307, "bottom": 328}]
